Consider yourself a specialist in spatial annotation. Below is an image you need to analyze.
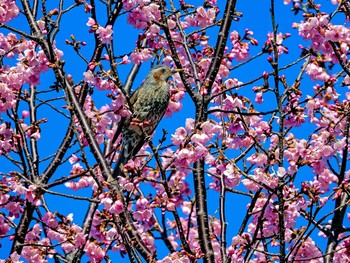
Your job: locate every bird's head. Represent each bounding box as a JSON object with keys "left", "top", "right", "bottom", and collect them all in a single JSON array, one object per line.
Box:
[{"left": 149, "top": 65, "right": 183, "bottom": 83}]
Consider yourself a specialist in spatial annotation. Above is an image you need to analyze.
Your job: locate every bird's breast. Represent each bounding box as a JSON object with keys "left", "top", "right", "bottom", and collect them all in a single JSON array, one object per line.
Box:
[{"left": 130, "top": 83, "right": 170, "bottom": 135}]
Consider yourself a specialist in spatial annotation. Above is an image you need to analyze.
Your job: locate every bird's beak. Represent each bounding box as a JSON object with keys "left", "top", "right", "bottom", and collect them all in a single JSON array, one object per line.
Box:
[{"left": 172, "top": 68, "right": 184, "bottom": 74}]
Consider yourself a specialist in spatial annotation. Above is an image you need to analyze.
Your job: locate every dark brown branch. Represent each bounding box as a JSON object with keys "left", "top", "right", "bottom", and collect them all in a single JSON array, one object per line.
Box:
[
  {"left": 29, "top": 85, "right": 39, "bottom": 178},
  {"left": 10, "top": 201, "right": 35, "bottom": 255},
  {"left": 158, "top": 0, "right": 197, "bottom": 102},
  {"left": 270, "top": 0, "right": 286, "bottom": 261},
  {"left": 325, "top": 111, "right": 350, "bottom": 263},
  {"left": 219, "top": 173, "right": 227, "bottom": 262},
  {"left": 193, "top": 158, "right": 215, "bottom": 263},
  {"left": 148, "top": 140, "right": 193, "bottom": 255},
  {"left": 204, "top": 0, "right": 237, "bottom": 94}
]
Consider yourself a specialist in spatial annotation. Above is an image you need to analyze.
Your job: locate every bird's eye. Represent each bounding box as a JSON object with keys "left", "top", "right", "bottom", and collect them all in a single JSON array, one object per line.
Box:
[{"left": 161, "top": 68, "right": 166, "bottom": 73}]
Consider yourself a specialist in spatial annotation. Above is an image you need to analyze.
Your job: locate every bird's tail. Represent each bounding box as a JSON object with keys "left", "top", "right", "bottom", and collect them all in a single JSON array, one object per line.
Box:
[{"left": 111, "top": 129, "right": 140, "bottom": 179}]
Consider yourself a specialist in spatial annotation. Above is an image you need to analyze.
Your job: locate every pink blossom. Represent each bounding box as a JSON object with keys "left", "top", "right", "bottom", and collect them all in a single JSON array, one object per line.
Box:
[
  {"left": 120, "top": 55, "right": 131, "bottom": 64},
  {"left": 334, "top": 239, "right": 350, "bottom": 262},
  {"left": 165, "top": 86, "right": 185, "bottom": 117},
  {"left": 111, "top": 93, "right": 127, "bottom": 110},
  {"left": 276, "top": 167, "right": 286, "bottom": 177},
  {"left": 67, "top": 176, "right": 93, "bottom": 190},
  {"left": 174, "top": 148, "right": 195, "bottom": 171},
  {"left": 122, "top": 0, "right": 137, "bottom": 11},
  {"left": 36, "top": 20, "right": 47, "bottom": 34},
  {"left": 106, "top": 227, "right": 118, "bottom": 240},
  {"left": 83, "top": 70, "right": 96, "bottom": 85},
  {"left": 167, "top": 18, "right": 176, "bottom": 30},
  {"left": 197, "top": 57, "right": 211, "bottom": 77},
  {"left": 166, "top": 202, "right": 176, "bottom": 211},
  {"left": 229, "top": 31, "right": 251, "bottom": 61},
  {"left": 96, "top": 25, "right": 113, "bottom": 44},
  {"left": 195, "top": 7, "right": 216, "bottom": 27},
  {"left": 334, "top": 138, "right": 346, "bottom": 152},
  {"left": 130, "top": 48, "right": 152, "bottom": 64},
  {"left": 298, "top": 14, "right": 329, "bottom": 42},
  {"left": 42, "top": 212, "right": 59, "bottom": 228},
  {"left": 0, "top": 82, "right": 17, "bottom": 112},
  {"left": 247, "top": 153, "right": 268, "bottom": 166},
  {"left": 194, "top": 143, "right": 208, "bottom": 158},
  {"left": 242, "top": 168, "right": 278, "bottom": 191},
  {"left": 70, "top": 163, "right": 84, "bottom": 175},
  {"left": 127, "top": 4, "right": 161, "bottom": 29},
  {"left": 191, "top": 133, "right": 209, "bottom": 145},
  {"left": 166, "top": 99, "right": 182, "bottom": 117},
  {"left": 100, "top": 195, "right": 113, "bottom": 210},
  {"left": 223, "top": 163, "right": 241, "bottom": 188},
  {"left": 69, "top": 154, "right": 80, "bottom": 164},
  {"left": 181, "top": 201, "right": 192, "bottom": 215},
  {"left": 171, "top": 127, "right": 187, "bottom": 146},
  {"left": 289, "top": 237, "right": 323, "bottom": 263},
  {"left": 266, "top": 32, "right": 289, "bottom": 55},
  {"left": 222, "top": 95, "right": 244, "bottom": 111},
  {"left": 0, "top": 0, "right": 19, "bottom": 23},
  {"left": 84, "top": 241, "right": 106, "bottom": 263},
  {"left": 25, "top": 185, "right": 41, "bottom": 206},
  {"left": 325, "top": 25, "right": 350, "bottom": 43},
  {"left": 0, "top": 213, "right": 10, "bottom": 236},
  {"left": 5, "top": 201, "right": 23, "bottom": 217},
  {"left": 185, "top": 7, "right": 216, "bottom": 27},
  {"left": 5, "top": 252, "right": 21, "bottom": 263},
  {"left": 305, "top": 62, "right": 330, "bottom": 81},
  {"left": 146, "top": 24, "right": 160, "bottom": 38},
  {"left": 297, "top": 14, "right": 349, "bottom": 65},
  {"left": 184, "top": 14, "right": 197, "bottom": 27},
  {"left": 157, "top": 252, "right": 192, "bottom": 262},
  {"left": 109, "top": 200, "right": 123, "bottom": 214},
  {"left": 21, "top": 246, "right": 47, "bottom": 263},
  {"left": 185, "top": 118, "right": 195, "bottom": 131},
  {"left": 86, "top": 17, "right": 97, "bottom": 27},
  {"left": 224, "top": 78, "right": 242, "bottom": 89},
  {"left": 0, "top": 122, "right": 14, "bottom": 154},
  {"left": 317, "top": 168, "right": 338, "bottom": 192},
  {"left": 343, "top": 75, "right": 350, "bottom": 87},
  {"left": 133, "top": 198, "right": 153, "bottom": 223},
  {"left": 255, "top": 91, "right": 264, "bottom": 104},
  {"left": 21, "top": 110, "right": 30, "bottom": 118}
]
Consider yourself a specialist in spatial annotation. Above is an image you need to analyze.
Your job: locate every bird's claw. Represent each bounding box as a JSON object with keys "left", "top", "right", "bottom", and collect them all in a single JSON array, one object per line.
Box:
[{"left": 130, "top": 118, "right": 151, "bottom": 127}]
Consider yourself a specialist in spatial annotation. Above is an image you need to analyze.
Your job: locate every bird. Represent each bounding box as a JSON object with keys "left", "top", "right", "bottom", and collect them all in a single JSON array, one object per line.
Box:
[{"left": 112, "top": 65, "right": 182, "bottom": 178}]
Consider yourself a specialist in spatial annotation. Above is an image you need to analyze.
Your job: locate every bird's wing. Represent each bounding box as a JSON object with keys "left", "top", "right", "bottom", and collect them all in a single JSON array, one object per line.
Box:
[
  {"left": 111, "top": 85, "right": 146, "bottom": 178},
  {"left": 111, "top": 85, "right": 142, "bottom": 149},
  {"left": 129, "top": 86, "right": 142, "bottom": 106}
]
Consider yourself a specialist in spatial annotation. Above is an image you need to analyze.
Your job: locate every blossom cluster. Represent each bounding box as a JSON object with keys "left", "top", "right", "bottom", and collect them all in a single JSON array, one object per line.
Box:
[
  {"left": 296, "top": 13, "right": 350, "bottom": 81},
  {"left": 0, "top": 33, "right": 63, "bottom": 113},
  {"left": 0, "top": 0, "right": 19, "bottom": 23},
  {"left": 86, "top": 18, "right": 113, "bottom": 44}
]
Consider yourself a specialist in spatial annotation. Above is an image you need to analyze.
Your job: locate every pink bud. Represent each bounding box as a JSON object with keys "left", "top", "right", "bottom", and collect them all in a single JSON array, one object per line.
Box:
[
  {"left": 104, "top": 54, "right": 110, "bottom": 61},
  {"left": 22, "top": 110, "right": 30, "bottom": 119}
]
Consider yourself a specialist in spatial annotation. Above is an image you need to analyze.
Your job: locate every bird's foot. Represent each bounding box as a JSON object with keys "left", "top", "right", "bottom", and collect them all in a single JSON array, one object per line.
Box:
[{"left": 130, "top": 118, "right": 151, "bottom": 127}]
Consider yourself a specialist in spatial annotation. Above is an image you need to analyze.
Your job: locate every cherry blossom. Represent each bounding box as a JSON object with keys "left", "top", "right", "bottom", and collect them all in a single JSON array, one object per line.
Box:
[
  {"left": 130, "top": 48, "right": 152, "bottom": 64},
  {"left": 0, "top": 0, "right": 19, "bottom": 23},
  {"left": 96, "top": 25, "right": 113, "bottom": 44}
]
